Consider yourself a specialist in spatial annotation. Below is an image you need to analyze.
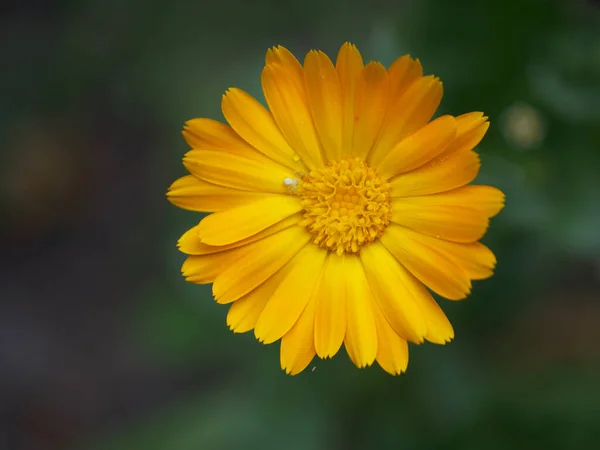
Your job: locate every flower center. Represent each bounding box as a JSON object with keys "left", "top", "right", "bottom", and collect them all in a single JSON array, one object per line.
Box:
[{"left": 296, "top": 158, "right": 392, "bottom": 255}]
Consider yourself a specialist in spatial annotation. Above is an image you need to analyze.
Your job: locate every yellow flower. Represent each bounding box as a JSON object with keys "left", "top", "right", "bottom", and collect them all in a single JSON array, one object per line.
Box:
[{"left": 167, "top": 43, "right": 504, "bottom": 375}]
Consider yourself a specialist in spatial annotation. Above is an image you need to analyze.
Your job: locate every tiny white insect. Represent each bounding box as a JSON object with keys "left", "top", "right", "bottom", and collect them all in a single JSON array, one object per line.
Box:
[{"left": 283, "top": 177, "right": 299, "bottom": 191}]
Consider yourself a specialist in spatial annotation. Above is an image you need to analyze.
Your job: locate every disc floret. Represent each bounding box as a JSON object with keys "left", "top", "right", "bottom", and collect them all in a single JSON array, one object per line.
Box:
[{"left": 298, "top": 158, "right": 392, "bottom": 255}]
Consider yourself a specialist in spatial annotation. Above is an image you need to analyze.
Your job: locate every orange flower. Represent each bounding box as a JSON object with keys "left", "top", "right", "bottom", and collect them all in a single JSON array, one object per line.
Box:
[{"left": 168, "top": 43, "right": 504, "bottom": 375}]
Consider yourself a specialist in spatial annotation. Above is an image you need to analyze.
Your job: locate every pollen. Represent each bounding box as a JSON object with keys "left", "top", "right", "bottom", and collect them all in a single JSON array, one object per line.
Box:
[{"left": 298, "top": 158, "right": 392, "bottom": 255}]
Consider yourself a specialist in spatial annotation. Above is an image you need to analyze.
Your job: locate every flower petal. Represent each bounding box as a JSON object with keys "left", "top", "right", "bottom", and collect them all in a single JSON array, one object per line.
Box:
[
  {"left": 380, "top": 250, "right": 455, "bottom": 343},
  {"left": 449, "top": 241, "right": 496, "bottom": 280},
  {"left": 280, "top": 293, "right": 318, "bottom": 375},
  {"left": 444, "top": 112, "right": 489, "bottom": 154},
  {"left": 182, "top": 118, "right": 265, "bottom": 162},
  {"left": 261, "top": 63, "right": 325, "bottom": 169},
  {"left": 227, "top": 291, "right": 270, "bottom": 334},
  {"left": 179, "top": 214, "right": 302, "bottom": 255},
  {"left": 181, "top": 246, "right": 247, "bottom": 285},
  {"left": 390, "top": 150, "right": 480, "bottom": 197},
  {"left": 313, "top": 253, "right": 347, "bottom": 359},
  {"left": 221, "top": 88, "right": 306, "bottom": 172},
  {"left": 413, "top": 185, "right": 505, "bottom": 216},
  {"left": 396, "top": 230, "right": 498, "bottom": 281},
  {"left": 196, "top": 195, "right": 302, "bottom": 246},
  {"left": 410, "top": 290, "right": 454, "bottom": 344},
  {"left": 213, "top": 226, "right": 311, "bottom": 303},
  {"left": 336, "top": 43, "right": 364, "bottom": 156},
  {"left": 360, "top": 241, "right": 426, "bottom": 343},
  {"left": 255, "top": 243, "right": 327, "bottom": 344},
  {"left": 166, "top": 175, "right": 272, "bottom": 212},
  {"left": 377, "top": 115, "right": 457, "bottom": 179},
  {"left": 266, "top": 45, "right": 304, "bottom": 82},
  {"left": 372, "top": 298, "right": 409, "bottom": 375},
  {"left": 387, "top": 55, "right": 423, "bottom": 100},
  {"left": 343, "top": 254, "right": 377, "bottom": 368},
  {"left": 351, "top": 62, "right": 389, "bottom": 159},
  {"left": 226, "top": 262, "right": 294, "bottom": 333},
  {"left": 391, "top": 202, "right": 488, "bottom": 243},
  {"left": 369, "top": 76, "right": 443, "bottom": 168},
  {"left": 183, "top": 149, "right": 292, "bottom": 193},
  {"left": 389, "top": 113, "right": 489, "bottom": 197},
  {"left": 380, "top": 225, "right": 471, "bottom": 300},
  {"left": 176, "top": 224, "right": 204, "bottom": 254},
  {"left": 368, "top": 235, "right": 454, "bottom": 343},
  {"left": 304, "top": 50, "right": 343, "bottom": 162},
  {"left": 391, "top": 186, "right": 505, "bottom": 243}
]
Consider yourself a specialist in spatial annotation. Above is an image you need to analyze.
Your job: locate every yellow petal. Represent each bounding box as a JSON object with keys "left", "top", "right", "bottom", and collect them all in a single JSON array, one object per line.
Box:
[
  {"left": 182, "top": 118, "right": 265, "bottom": 162},
  {"left": 396, "top": 76, "right": 443, "bottom": 137},
  {"left": 265, "top": 45, "right": 304, "bottom": 83},
  {"left": 369, "top": 76, "right": 443, "bottom": 167},
  {"left": 196, "top": 195, "right": 302, "bottom": 246},
  {"left": 397, "top": 230, "right": 498, "bottom": 281},
  {"left": 343, "top": 254, "right": 377, "bottom": 368},
  {"left": 261, "top": 63, "right": 325, "bottom": 169},
  {"left": 183, "top": 149, "right": 292, "bottom": 193},
  {"left": 167, "top": 175, "right": 272, "bottom": 212},
  {"left": 227, "top": 291, "right": 270, "bottom": 334},
  {"left": 213, "top": 226, "right": 311, "bottom": 303},
  {"left": 265, "top": 46, "right": 306, "bottom": 116},
  {"left": 459, "top": 243, "right": 496, "bottom": 280},
  {"left": 391, "top": 186, "right": 505, "bottom": 242},
  {"left": 313, "top": 253, "right": 347, "bottom": 359},
  {"left": 179, "top": 214, "right": 302, "bottom": 255},
  {"left": 400, "top": 185, "right": 505, "bottom": 215},
  {"left": 226, "top": 262, "right": 294, "bottom": 333},
  {"left": 391, "top": 201, "right": 488, "bottom": 243},
  {"left": 363, "top": 238, "right": 453, "bottom": 343},
  {"left": 390, "top": 150, "right": 480, "bottom": 197},
  {"left": 280, "top": 293, "right": 318, "bottom": 375},
  {"left": 390, "top": 113, "right": 489, "bottom": 197},
  {"left": 380, "top": 225, "right": 471, "bottom": 300},
  {"left": 336, "top": 43, "right": 364, "bottom": 156},
  {"left": 371, "top": 298, "right": 409, "bottom": 375},
  {"left": 418, "top": 295, "right": 454, "bottom": 344},
  {"left": 444, "top": 112, "right": 489, "bottom": 154},
  {"left": 221, "top": 88, "right": 306, "bottom": 172},
  {"left": 304, "top": 50, "right": 343, "bottom": 162},
  {"left": 449, "top": 241, "right": 496, "bottom": 280},
  {"left": 376, "top": 244, "right": 455, "bottom": 343},
  {"left": 360, "top": 241, "right": 426, "bottom": 343},
  {"left": 377, "top": 115, "right": 457, "bottom": 179},
  {"left": 351, "top": 62, "right": 389, "bottom": 159},
  {"left": 177, "top": 223, "right": 203, "bottom": 254},
  {"left": 255, "top": 244, "right": 327, "bottom": 344},
  {"left": 181, "top": 246, "right": 247, "bottom": 285},
  {"left": 387, "top": 55, "right": 423, "bottom": 100}
]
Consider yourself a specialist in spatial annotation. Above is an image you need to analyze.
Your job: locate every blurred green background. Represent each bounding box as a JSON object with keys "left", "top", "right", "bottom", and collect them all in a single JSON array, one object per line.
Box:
[{"left": 2, "top": 0, "right": 600, "bottom": 449}]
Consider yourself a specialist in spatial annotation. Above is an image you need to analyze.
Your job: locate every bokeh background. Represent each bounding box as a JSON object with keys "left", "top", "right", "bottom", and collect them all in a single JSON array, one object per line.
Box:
[{"left": 2, "top": 0, "right": 600, "bottom": 449}]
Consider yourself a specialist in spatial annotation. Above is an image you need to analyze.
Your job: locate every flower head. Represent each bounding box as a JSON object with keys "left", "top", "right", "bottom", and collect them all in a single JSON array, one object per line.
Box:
[{"left": 167, "top": 43, "right": 505, "bottom": 375}]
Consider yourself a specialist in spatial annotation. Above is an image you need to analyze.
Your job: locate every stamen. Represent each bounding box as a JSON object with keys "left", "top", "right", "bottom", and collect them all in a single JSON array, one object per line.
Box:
[{"left": 296, "top": 158, "right": 392, "bottom": 254}]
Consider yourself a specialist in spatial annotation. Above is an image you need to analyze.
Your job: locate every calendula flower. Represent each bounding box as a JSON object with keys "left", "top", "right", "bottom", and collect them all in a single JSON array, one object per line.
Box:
[{"left": 167, "top": 43, "right": 504, "bottom": 375}]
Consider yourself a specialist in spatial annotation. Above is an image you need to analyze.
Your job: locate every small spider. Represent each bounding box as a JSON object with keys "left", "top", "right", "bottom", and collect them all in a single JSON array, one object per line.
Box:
[{"left": 283, "top": 177, "right": 299, "bottom": 192}]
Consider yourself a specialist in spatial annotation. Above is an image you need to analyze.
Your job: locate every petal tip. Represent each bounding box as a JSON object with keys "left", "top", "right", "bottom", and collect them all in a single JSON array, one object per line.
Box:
[
  {"left": 282, "top": 365, "right": 302, "bottom": 376},
  {"left": 388, "top": 366, "right": 407, "bottom": 376}
]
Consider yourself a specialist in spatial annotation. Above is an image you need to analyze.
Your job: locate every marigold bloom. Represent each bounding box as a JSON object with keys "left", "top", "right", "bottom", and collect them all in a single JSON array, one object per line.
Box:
[{"left": 167, "top": 43, "right": 504, "bottom": 375}]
